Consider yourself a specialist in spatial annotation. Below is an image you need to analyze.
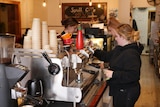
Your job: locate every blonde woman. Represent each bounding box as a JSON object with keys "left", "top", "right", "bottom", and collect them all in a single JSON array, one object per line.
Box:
[{"left": 93, "top": 21, "right": 144, "bottom": 107}]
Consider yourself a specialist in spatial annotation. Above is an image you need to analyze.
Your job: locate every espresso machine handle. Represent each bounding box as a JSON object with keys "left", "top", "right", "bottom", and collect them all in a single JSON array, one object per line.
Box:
[
  {"left": 41, "top": 51, "right": 53, "bottom": 64},
  {"left": 42, "top": 51, "right": 60, "bottom": 75}
]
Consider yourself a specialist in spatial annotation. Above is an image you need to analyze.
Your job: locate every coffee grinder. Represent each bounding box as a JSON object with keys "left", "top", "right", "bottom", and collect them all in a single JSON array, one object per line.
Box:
[{"left": 0, "top": 33, "right": 29, "bottom": 107}]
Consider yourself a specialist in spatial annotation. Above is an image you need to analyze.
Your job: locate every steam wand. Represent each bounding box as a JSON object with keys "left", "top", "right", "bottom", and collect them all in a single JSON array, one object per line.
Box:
[{"left": 64, "top": 50, "right": 70, "bottom": 86}]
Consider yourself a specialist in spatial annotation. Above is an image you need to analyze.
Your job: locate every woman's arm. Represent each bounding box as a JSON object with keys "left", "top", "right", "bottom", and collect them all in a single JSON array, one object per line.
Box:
[{"left": 93, "top": 49, "right": 113, "bottom": 62}]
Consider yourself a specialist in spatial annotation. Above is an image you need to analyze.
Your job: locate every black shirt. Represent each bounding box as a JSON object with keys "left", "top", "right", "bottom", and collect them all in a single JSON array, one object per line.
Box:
[{"left": 93, "top": 42, "right": 144, "bottom": 95}]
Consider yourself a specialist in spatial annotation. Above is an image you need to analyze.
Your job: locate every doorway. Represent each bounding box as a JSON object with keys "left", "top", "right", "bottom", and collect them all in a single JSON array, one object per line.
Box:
[
  {"left": 0, "top": 1, "right": 21, "bottom": 43},
  {"left": 132, "top": 7, "right": 156, "bottom": 45}
]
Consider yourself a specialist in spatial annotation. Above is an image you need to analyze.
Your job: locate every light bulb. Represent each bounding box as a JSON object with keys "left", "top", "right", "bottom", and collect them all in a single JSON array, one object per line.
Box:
[
  {"left": 89, "top": 1, "right": 92, "bottom": 6},
  {"left": 42, "top": 1, "right": 46, "bottom": 7},
  {"left": 59, "top": 4, "right": 62, "bottom": 8},
  {"left": 98, "top": 3, "right": 101, "bottom": 8},
  {"left": 59, "top": 0, "right": 62, "bottom": 8}
]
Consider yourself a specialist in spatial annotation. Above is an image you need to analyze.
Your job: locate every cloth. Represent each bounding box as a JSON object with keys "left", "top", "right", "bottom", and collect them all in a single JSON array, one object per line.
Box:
[
  {"left": 132, "top": 19, "right": 138, "bottom": 31},
  {"left": 93, "top": 42, "right": 144, "bottom": 107}
]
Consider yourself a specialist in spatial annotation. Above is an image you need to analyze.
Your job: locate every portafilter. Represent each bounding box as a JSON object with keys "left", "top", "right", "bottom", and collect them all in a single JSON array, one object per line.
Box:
[{"left": 41, "top": 51, "right": 60, "bottom": 75}]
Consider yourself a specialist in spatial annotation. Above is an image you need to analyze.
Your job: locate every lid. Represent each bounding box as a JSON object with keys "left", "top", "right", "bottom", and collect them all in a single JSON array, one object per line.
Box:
[{"left": 0, "top": 33, "right": 15, "bottom": 38}]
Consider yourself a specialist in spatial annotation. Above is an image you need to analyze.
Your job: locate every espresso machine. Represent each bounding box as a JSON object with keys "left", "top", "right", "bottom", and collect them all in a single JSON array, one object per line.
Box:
[
  {"left": 11, "top": 38, "right": 107, "bottom": 106},
  {"left": 0, "top": 33, "right": 29, "bottom": 107}
]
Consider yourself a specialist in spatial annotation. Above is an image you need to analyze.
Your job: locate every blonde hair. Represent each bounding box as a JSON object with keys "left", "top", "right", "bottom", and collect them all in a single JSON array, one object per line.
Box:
[
  {"left": 133, "top": 31, "right": 140, "bottom": 42},
  {"left": 117, "top": 24, "right": 139, "bottom": 42},
  {"left": 107, "top": 17, "right": 121, "bottom": 29},
  {"left": 107, "top": 17, "right": 140, "bottom": 42}
]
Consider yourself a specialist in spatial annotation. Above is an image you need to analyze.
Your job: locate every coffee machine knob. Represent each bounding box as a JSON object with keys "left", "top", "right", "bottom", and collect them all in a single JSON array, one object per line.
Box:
[{"left": 48, "top": 63, "right": 60, "bottom": 75}]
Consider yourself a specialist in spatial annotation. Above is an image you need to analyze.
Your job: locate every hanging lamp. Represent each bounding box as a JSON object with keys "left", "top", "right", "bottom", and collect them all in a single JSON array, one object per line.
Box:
[
  {"left": 59, "top": 0, "right": 62, "bottom": 8},
  {"left": 89, "top": 0, "right": 92, "bottom": 6},
  {"left": 98, "top": 0, "right": 101, "bottom": 8},
  {"left": 42, "top": 0, "right": 46, "bottom": 7}
]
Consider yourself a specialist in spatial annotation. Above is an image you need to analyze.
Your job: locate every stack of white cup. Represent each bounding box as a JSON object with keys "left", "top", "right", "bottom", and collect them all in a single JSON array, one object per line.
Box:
[
  {"left": 42, "top": 21, "right": 49, "bottom": 49},
  {"left": 22, "top": 18, "right": 59, "bottom": 54},
  {"left": 49, "top": 30, "right": 57, "bottom": 54},
  {"left": 31, "top": 18, "right": 41, "bottom": 49},
  {"left": 23, "top": 30, "right": 32, "bottom": 49}
]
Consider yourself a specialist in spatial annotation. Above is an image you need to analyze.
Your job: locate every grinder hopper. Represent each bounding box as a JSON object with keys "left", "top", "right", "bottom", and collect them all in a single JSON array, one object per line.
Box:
[{"left": 0, "top": 33, "right": 15, "bottom": 65}]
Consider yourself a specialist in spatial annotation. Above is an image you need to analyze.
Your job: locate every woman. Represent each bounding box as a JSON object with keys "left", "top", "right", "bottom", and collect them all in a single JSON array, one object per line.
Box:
[
  {"left": 93, "top": 18, "right": 144, "bottom": 107},
  {"left": 61, "top": 17, "right": 79, "bottom": 35},
  {"left": 59, "top": 17, "right": 79, "bottom": 45}
]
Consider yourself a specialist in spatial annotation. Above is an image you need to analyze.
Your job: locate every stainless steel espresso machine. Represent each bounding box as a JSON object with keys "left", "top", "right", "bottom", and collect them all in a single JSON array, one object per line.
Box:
[
  {"left": 0, "top": 33, "right": 29, "bottom": 107},
  {"left": 12, "top": 44, "right": 107, "bottom": 107}
]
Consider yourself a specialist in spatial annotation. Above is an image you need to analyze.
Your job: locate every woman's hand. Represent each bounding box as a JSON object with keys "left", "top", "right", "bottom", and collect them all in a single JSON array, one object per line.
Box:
[
  {"left": 99, "top": 61, "right": 104, "bottom": 69},
  {"left": 103, "top": 69, "right": 113, "bottom": 80}
]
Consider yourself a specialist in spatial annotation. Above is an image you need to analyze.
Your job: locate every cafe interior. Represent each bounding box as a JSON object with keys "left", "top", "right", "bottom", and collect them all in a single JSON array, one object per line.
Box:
[{"left": 0, "top": 0, "right": 160, "bottom": 107}]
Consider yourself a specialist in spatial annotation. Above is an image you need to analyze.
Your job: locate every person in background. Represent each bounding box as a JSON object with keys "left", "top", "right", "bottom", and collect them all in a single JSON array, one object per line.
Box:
[
  {"left": 91, "top": 17, "right": 144, "bottom": 107},
  {"left": 59, "top": 18, "right": 79, "bottom": 45},
  {"left": 61, "top": 17, "right": 79, "bottom": 35}
]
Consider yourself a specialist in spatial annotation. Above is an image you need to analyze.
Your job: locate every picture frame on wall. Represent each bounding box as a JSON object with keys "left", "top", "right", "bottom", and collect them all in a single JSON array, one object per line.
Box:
[{"left": 62, "top": 3, "right": 107, "bottom": 22}]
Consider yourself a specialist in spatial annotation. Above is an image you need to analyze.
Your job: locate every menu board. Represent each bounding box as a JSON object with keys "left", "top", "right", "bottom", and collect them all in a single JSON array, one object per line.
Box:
[{"left": 62, "top": 3, "right": 107, "bottom": 21}]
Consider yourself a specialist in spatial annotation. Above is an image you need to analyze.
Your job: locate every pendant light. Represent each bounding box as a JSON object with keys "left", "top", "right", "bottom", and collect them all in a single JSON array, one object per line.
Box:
[
  {"left": 59, "top": 0, "right": 62, "bottom": 8},
  {"left": 42, "top": 0, "right": 46, "bottom": 7},
  {"left": 89, "top": 0, "right": 92, "bottom": 6},
  {"left": 98, "top": 0, "right": 101, "bottom": 8}
]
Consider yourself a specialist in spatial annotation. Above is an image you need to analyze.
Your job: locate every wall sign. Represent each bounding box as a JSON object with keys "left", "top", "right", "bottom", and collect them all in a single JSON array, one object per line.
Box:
[{"left": 62, "top": 3, "right": 107, "bottom": 21}]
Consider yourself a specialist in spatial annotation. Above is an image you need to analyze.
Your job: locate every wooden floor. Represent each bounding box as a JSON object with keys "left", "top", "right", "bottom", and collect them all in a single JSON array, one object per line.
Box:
[{"left": 135, "top": 55, "right": 160, "bottom": 107}]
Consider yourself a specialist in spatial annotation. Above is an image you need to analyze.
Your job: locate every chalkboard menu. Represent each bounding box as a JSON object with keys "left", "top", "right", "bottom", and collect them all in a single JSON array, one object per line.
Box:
[{"left": 62, "top": 3, "right": 107, "bottom": 21}]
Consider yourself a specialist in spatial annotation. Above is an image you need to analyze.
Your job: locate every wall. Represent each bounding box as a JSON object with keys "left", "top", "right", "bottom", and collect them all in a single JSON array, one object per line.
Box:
[
  {"left": 46, "top": 0, "right": 152, "bottom": 28},
  {"left": 33, "top": 0, "right": 48, "bottom": 22},
  {"left": 47, "top": 0, "right": 119, "bottom": 33},
  {"left": 47, "top": 0, "right": 119, "bottom": 25},
  {"left": 0, "top": 0, "right": 149, "bottom": 31},
  {"left": 20, "top": 0, "right": 33, "bottom": 30},
  {"left": 38, "top": 0, "right": 153, "bottom": 36},
  {"left": 0, "top": 0, "right": 152, "bottom": 30},
  {"left": 131, "top": 0, "right": 152, "bottom": 8},
  {"left": 0, "top": 0, "right": 155, "bottom": 45},
  {"left": 118, "top": 0, "right": 130, "bottom": 24}
]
